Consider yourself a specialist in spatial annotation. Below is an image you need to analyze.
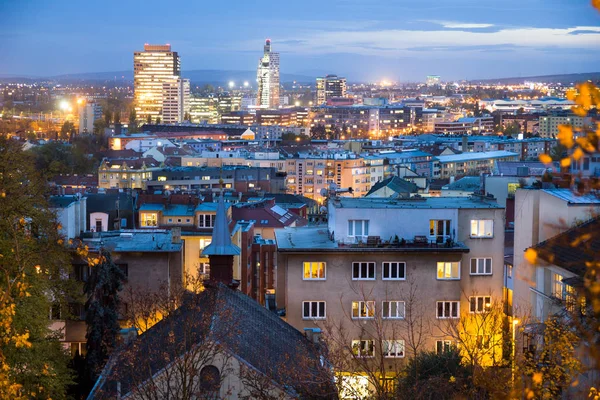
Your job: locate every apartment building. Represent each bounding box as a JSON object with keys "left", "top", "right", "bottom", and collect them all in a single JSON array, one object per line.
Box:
[
  {"left": 435, "top": 151, "right": 519, "bottom": 179},
  {"left": 434, "top": 116, "right": 494, "bottom": 135},
  {"left": 276, "top": 196, "right": 506, "bottom": 383},
  {"left": 537, "top": 112, "right": 589, "bottom": 138},
  {"left": 98, "top": 157, "right": 162, "bottom": 189}
]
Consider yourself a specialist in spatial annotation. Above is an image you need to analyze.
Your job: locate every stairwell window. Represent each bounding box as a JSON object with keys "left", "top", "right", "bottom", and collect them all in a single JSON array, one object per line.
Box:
[
  {"left": 302, "top": 301, "right": 326, "bottom": 319},
  {"left": 348, "top": 220, "right": 369, "bottom": 238},
  {"left": 470, "top": 219, "right": 493, "bottom": 238},
  {"left": 303, "top": 262, "right": 326, "bottom": 280},
  {"left": 436, "top": 340, "right": 454, "bottom": 354},
  {"left": 437, "top": 262, "right": 460, "bottom": 280},
  {"left": 470, "top": 258, "right": 492, "bottom": 275}
]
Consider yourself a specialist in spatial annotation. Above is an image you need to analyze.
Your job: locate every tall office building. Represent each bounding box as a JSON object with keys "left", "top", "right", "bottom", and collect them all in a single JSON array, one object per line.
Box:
[
  {"left": 316, "top": 74, "right": 347, "bottom": 105},
  {"left": 134, "top": 44, "right": 181, "bottom": 123},
  {"left": 162, "top": 78, "right": 190, "bottom": 124},
  {"left": 78, "top": 102, "right": 102, "bottom": 134},
  {"left": 256, "top": 39, "right": 280, "bottom": 109}
]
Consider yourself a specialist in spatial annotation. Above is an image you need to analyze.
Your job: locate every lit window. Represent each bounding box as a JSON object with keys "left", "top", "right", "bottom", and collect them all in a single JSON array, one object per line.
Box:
[
  {"left": 437, "top": 262, "right": 460, "bottom": 280},
  {"left": 353, "top": 262, "right": 375, "bottom": 280},
  {"left": 382, "top": 301, "right": 405, "bottom": 319},
  {"left": 470, "top": 258, "right": 492, "bottom": 275},
  {"left": 141, "top": 213, "right": 158, "bottom": 227},
  {"left": 552, "top": 273, "right": 564, "bottom": 299},
  {"left": 352, "top": 340, "right": 374, "bottom": 358},
  {"left": 469, "top": 296, "right": 492, "bottom": 313},
  {"left": 470, "top": 219, "right": 493, "bottom": 238},
  {"left": 303, "top": 262, "right": 326, "bottom": 280},
  {"left": 383, "top": 340, "right": 405, "bottom": 358},
  {"left": 352, "top": 301, "right": 375, "bottom": 319},
  {"left": 157, "top": 176, "right": 167, "bottom": 181},
  {"left": 302, "top": 301, "right": 326, "bottom": 319},
  {"left": 436, "top": 301, "right": 459, "bottom": 319},
  {"left": 382, "top": 262, "right": 406, "bottom": 280},
  {"left": 429, "top": 219, "right": 451, "bottom": 240}
]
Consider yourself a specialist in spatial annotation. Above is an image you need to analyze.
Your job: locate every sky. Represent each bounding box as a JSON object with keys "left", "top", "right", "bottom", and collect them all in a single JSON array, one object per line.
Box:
[{"left": 1, "top": 0, "right": 600, "bottom": 82}]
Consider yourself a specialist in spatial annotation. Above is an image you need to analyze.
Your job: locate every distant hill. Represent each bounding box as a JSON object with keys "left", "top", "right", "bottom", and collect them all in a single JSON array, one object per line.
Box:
[
  {"left": 0, "top": 70, "right": 315, "bottom": 85},
  {"left": 470, "top": 72, "right": 600, "bottom": 85}
]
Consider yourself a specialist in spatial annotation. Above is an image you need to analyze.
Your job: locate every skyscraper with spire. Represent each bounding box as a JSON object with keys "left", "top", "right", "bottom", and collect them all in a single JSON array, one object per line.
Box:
[{"left": 256, "top": 39, "right": 280, "bottom": 109}]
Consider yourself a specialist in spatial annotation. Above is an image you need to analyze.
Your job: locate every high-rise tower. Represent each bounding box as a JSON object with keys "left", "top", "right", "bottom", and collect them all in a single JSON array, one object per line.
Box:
[
  {"left": 256, "top": 39, "right": 280, "bottom": 109},
  {"left": 134, "top": 44, "right": 181, "bottom": 123}
]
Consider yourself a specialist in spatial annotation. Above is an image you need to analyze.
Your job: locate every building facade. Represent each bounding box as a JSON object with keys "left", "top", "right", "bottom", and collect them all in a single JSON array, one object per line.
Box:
[
  {"left": 316, "top": 75, "right": 347, "bottom": 105},
  {"left": 78, "top": 102, "right": 102, "bottom": 134},
  {"left": 256, "top": 39, "right": 280, "bottom": 109},
  {"left": 162, "top": 78, "right": 190, "bottom": 124},
  {"left": 134, "top": 44, "right": 181, "bottom": 123}
]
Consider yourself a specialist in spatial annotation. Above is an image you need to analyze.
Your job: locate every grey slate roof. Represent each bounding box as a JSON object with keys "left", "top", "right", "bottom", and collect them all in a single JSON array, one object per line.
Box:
[
  {"left": 442, "top": 176, "right": 481, "bottom": 191},
  {"left": 91, "top": 283, "right": 335, "bottom": 399},
  {"left": 366, "top": 176, "right": 418, "bottom": 197},
  {"left": 83, "top": 230, "right": 182, "bottom": 253}
]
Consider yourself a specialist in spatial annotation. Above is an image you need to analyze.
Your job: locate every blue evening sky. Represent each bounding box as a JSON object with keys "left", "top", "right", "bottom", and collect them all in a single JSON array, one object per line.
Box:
[{"left": 1, "top": 0, "right": 599, "bottom": 81}]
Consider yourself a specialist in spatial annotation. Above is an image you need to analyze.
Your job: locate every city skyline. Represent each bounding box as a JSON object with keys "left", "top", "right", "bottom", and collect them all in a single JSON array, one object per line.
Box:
[{"left": 2, "top": 0, "right": 600, "bottom": 81}]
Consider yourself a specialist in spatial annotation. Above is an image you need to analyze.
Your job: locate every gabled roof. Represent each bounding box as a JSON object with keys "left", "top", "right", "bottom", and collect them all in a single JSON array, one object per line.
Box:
[
  {"left": 232, "top": 201, "right": 308, "bottom": 228},
  {"left": 91, "top": 283, "right": 334, "bottom": 399},
  {"left": 366, "top": 176, "right": 418, "bottom": 197},
  {"left": 532, "top": 217, "right": 600, "bottom": 277}
]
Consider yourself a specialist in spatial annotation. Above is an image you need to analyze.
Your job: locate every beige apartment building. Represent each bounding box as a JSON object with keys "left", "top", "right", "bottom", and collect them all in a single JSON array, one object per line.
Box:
[
  {"left": 276, "top": 196, "right": 506, "bottom": 391},
  {"left": 98, "top": 157, "right": 162, "bottom": 189}
]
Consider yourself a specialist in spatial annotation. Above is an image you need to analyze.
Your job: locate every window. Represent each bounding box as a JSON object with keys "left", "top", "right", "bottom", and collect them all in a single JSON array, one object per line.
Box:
[
  {"left": 352, "top": 340, "right": 374, "bottom": 357},
  {"left": 352, "top": 301, "right": 375, "bottom": 319},
  {"left": 437, "top": 262, "right": 460, "bottom": 280},
  {"left": 470, "top": 296, "right": 492, "bottom": 313},
  {"left": 470, "top": 219, "right": 493, "bottom": 238},
  {"left": 552, "top": 273, "right": 564, "bottom": 299},
  {"left": 507, "top": 264, "right": 513, "bottom": 278},
  {"left": 429, "top": 219, "right": 451, "bottom": 239},
  {"left": 436, "top": 340, "right": 453, "bottom": 354},
  {"left": 168, "top": 218, "right": 173, "bottom": 223},
  {"left": 199, "top": 365, "right": 221, "bottom": 398},
  {"left": 348, "top": 219, "right": 369, "bottom": 237},
  {"left": 470, "top": 258, "right": 492, "bottom": 275},
  {"left": 198, "top": 214, "right": 215, "bottom": 228},
  {"left": 303, "top": 262, "right": 326, "bottom": 280},
  {"left": 303, "top": 301, "right": 326, "bottom": 319},
  {"left": 477, "top": 335, "right": 491, "bottom": 349},
  {"left": 437, "top": 301, "right": 459, "bottom": 318},
  {"left": 383, "top": 340, "right": 405, "bottom": 358},
  {"left": 353, "top": 262, "right": 375, "bottom": 280},
  {"left": 382, "top": 301, "right": 405, "bottom": 319},
  {"left": 141, "top": 213, "right": 158, "bottom": 227},
  {"left": 382, "top": 262, "right": 406, "bottom": 280}
]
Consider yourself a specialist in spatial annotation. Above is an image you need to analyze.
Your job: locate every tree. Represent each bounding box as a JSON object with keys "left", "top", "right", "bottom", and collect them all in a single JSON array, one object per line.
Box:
[
  {"left": 113, "top": 110, "right": 121, "bottom": 124},
  {"left": 184, "top": 111, "right": 191, "bottom": 122},
  {"left": 504, "top": 121, "right": 521, "bottom": 136},
  {"left": 146, "top": 114, "right": 152, "bottom": 125},
  {"left": 0, "top": 137, "right": 76, "bottom": 399},
  {"left": 83, "top": 248, "right": 126, "bottom": 392},
  {"left": 103, "top": 109, "right": 112, "bottom": 126},
  {"left": 60, "top": 120, "right": 75, "bottom": 140},
  {"left": 128, "top": 109, "right": 137, "bottom": 134},
  {"left": 155, "top": 116, "right": 161, "bottom": 124},
  {"left": 397, "top": 347, "right": 471, "bottom": 400},
  {"left": 93, "top": 119, "right": 107, "bottom": 136}
]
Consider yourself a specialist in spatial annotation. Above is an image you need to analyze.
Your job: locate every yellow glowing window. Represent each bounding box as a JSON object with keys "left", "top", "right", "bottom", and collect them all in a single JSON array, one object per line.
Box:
[{"left": 303, "top": 262, "right": 326, "bottom": 280}]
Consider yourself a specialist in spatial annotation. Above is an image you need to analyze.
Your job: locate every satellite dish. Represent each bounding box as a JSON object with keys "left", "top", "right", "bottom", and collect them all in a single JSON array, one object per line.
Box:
[{"left": 319, "top": 206, "right": 327, "bottom": 213}]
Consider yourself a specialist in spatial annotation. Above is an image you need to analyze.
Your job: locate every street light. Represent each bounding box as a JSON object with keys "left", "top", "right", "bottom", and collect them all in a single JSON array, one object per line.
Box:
[
  {"left": 228, "top": 81, "right": 235, "bottom": 89},
  {"left": 512, "top": 318, "right": 520, "bottom": 386}
]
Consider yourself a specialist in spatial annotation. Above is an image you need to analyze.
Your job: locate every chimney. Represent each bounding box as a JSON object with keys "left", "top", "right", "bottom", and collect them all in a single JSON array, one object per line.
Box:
[{"left": 171, "top": 227, "right": 181, "bottom": 244}]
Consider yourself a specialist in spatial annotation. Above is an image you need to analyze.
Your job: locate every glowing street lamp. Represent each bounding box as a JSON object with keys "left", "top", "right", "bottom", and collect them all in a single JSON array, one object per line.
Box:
[
  {"left": 511, "top": 318, "right": 520, "bottom": 386},
  {"left": 59, "top": 100, "right": 70, "bottom": 111},
  {"left": 243, "top": 81, "right": 249, "bottom": 87},
  {"left": 228, "top": 81, "right": 235, "bottom": 89}
]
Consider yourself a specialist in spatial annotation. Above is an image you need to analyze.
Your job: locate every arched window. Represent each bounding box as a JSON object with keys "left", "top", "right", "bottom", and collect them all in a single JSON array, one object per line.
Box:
[{"left": 199, "top": 365, "right": 220, "bottom": 398}]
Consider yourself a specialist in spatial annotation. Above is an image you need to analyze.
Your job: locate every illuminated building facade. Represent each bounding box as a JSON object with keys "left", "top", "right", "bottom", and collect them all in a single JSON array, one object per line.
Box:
[
  {"left": 316, "top": 74, "right": 347, "bottom": 105},
  {"left": 78, "top": 102, "right": 102, "bottom": 134},
  {"left": 134, "top": 44, "right": 181, "bottom": 123},
  {"left": 162, "top": 78, "right": 190, "bottom": 124},
  {"left": 256, "top": 39, "right": 280, "bottom": 109},
  {"left": 426, "top": 75, "right": 441, "bottom": 86}
]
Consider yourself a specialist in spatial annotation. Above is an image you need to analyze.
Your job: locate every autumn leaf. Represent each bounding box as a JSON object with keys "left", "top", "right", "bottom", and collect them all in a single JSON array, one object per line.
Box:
[
  {"left": 539, "top": 154, "right": 552, "bottom": 164},
  {"left": 573, "top": 147, "right": 584, "bottom": 161},
  {"left": 533, "top": 372, "right": 543, "bottom": 385},
  {"left": 557, "top": 125, "right": 574, "bottom": 148},
  {"left": 525, "top": 248, "right": 538, "bottom": 264},
  {"left": 561, "top": 158, "right": 571, "bottom": 168}
]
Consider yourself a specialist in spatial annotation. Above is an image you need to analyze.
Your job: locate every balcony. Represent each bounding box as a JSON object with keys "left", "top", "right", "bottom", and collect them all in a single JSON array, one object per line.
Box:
[{"left": 337, "top": 235, "right": 468, "bottom": 252}]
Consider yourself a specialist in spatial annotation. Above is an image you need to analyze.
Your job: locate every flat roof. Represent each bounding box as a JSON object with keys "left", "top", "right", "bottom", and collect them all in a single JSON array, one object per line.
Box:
[
  {"left": 435, "top": 150, "right": 519, "bottom": 163},
  {"left": 276, "top": 226, "right": 469, "bottom": 252},
  {"left": 83, "top": 230, "right": 182, "bottom": 253},
  {"left": 331, "top": 196, "right": 502, "bottom": 209},
  {"left": 542, "top": 189, "right": 600, "bottom": 205}
]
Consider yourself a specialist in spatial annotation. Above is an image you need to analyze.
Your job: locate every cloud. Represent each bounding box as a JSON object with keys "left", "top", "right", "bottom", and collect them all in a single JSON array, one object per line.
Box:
[
  {"left": 425, "top": 20, "right": 495, "bottom": 29},
  {"left": 264, "top": 25, "right": 600, "bottom": 57}
]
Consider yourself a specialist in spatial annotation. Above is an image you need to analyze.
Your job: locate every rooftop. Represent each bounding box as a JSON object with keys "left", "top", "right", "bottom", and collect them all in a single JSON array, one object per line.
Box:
[
  {"left": 442, "top": 176, "right": 481, "bottom": 191},
  {"left": 330, "top": 196, "right": 502, "bottom": 210},
  {"left": 276, "top": 226, "right": 469, "bottom": 252},
  {"left": 435, "top": 150, "right": 519, "bottom": 163},
  {"left": 81, "top": 230, "right": 182, "bottom": 253},
  {"left": 542, "top": 189, "right": 600, "bottom": 205}
]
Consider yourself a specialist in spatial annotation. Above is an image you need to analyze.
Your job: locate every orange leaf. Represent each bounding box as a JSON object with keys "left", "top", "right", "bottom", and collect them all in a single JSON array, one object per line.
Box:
[
  {"left": 561, "top": 158, "right": 571, "bottom": 168},
  {"left": 539, "top": 154, "right": 552, "bottom": 164},
  {"left": 573, "top": 147, "right": 584, "bottom": 161},
  {"left": 525, "top": 248, "right": 538, "bottom": 264}
]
